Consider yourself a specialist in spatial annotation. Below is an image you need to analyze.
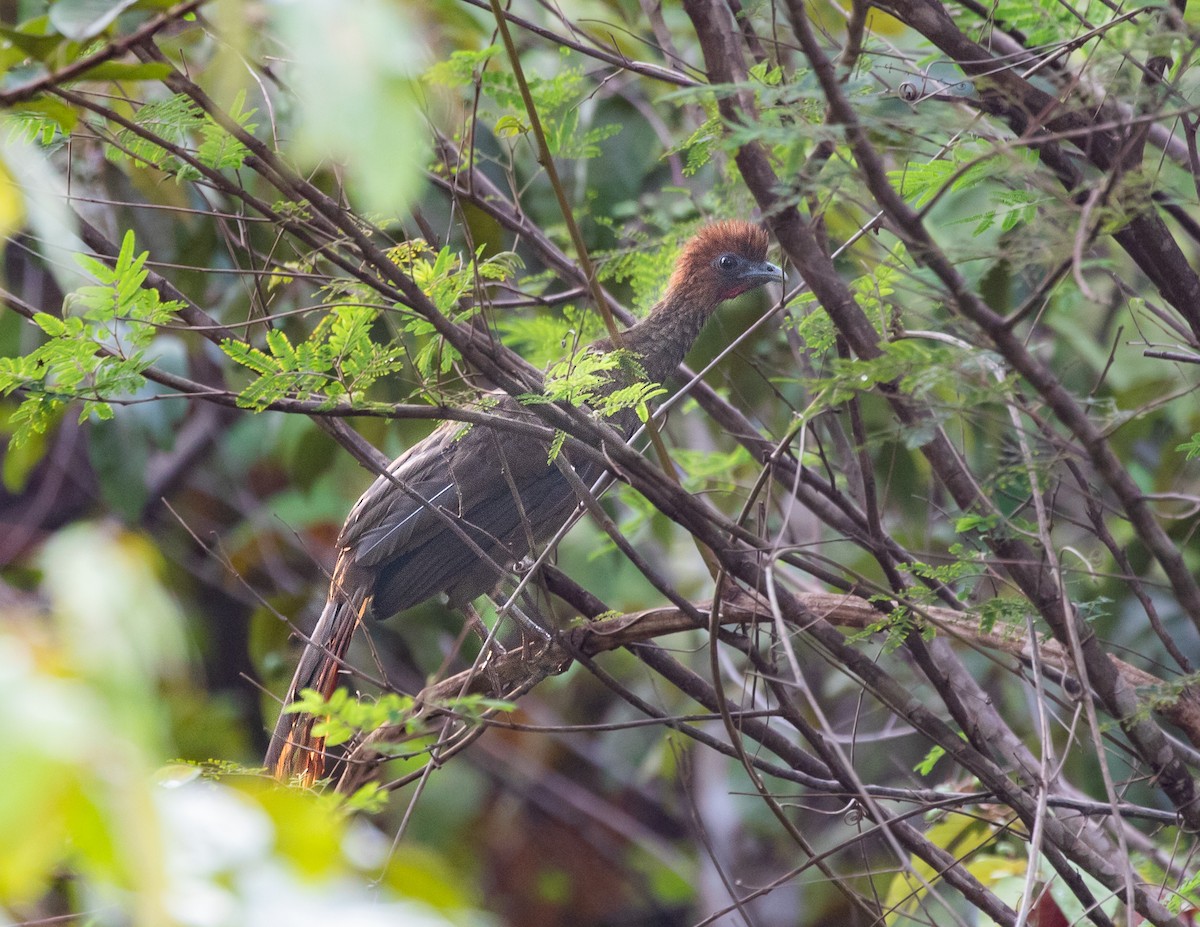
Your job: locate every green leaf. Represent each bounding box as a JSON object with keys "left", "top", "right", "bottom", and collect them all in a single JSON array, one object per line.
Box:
[
  {"left": 220, "top": 339, "right": 277, "bottom": 376},
  {"left": 33, "top": 312, "right": 66, "bottom": 336},
  {"left": 748, "top": 60, "right": 783, "bottom": 86},
  {"left": 547, "top": 429, "right": 566, "bottom": 463},
  {"left": 105, "top": 93, "right": 251, "bottom": 180},
  {"left": 1, "top": 401, "right": 56, "bottom": 491},
  {"left": 888, "top": 159, "right": 955, "bottom": 208},
  {"left": 222, "top": 301, "right": 408, "bottom": 409},
  {"left": 913, "top": 744, "right": 945, "bottom": 775},
  {"left": 6, "top": 99, "right": 79, "bottom": 141},
  {"left": 278, "top": 0, "right": 427, "bottom": 216},
  {"left": 75, "top": 61, "right": 174, "bottom": 83},
  {"left": 266, "top": 328, "right": 298, "bottom": 368},
  {"left": 0, "top": 27, "right": 63, "bottom": 61},
  {"left": 954, "top": 513, "right": 998, "bottom": 534},
  {"left": 5, "top": 231, "right": 182, "bottom": 445},
  {"left": 494, "top": 114, "right": 528, "bottom": 138},
  {"left": 424, "top": 46, "right": 502, "bottom": 89},
  {"left": 344, "top": 782, "right": 388, "bottom": 814}
]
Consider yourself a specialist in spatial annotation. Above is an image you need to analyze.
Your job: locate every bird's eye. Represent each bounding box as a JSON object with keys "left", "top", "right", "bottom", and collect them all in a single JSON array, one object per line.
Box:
[{"left": 717, "top": 254, "right": 738, "bottom": 271}]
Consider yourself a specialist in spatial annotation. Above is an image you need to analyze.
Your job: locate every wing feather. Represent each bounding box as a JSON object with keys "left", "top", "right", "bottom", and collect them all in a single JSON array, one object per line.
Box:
[{"left": 336, "top": 400, "right": 589, "bottom": 615}]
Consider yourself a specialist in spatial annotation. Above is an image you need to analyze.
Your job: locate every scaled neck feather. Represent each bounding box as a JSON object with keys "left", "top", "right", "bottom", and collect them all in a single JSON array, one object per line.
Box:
[{"left": 605, "top": 284, "right": 721, "bottom": 385}]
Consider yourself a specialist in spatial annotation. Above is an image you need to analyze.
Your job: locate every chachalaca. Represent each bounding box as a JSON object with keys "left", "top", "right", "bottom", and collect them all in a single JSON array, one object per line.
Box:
[{"left": 266, "top": 220, "right": 779, "bottom": 782}]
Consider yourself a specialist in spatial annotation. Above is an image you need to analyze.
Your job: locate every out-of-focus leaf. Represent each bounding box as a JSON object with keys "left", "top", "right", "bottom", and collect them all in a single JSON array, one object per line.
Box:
[
  {"left": 77, "top": 61, "right": 174, "bottom": 82},
  {"left": 275, "top": 0, "right": 427, "bottom": 217},
  {"left": 0, "top": 26, "right": 62, "bottom": 61},
  {"left": 884, "top": 815, "right": 998, "bottom": 924},
  {"left": 0, "top": 155, "right": 25, "bottom": 240},
  {"left": 41, "top": 522, "right": 188, "bottom": 694},
  {"left": 48, "top": 0, "right": 137, "bottom": 41},
  {"left": 0, "top": 128, "right": 87, "bottom": 292},
  {"left": 1, "top": 401, "right": 55, "bottom": 492}
]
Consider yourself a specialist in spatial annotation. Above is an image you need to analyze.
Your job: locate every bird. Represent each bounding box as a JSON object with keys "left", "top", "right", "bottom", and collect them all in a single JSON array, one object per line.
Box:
[{"left": 265, "top": 220, "right": 780, "bottom": 782}]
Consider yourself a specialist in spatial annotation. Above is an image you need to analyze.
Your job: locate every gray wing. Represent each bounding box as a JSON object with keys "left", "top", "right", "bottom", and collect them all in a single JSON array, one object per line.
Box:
[
  {"left": 339, "top": 406, "right": 585, "bottom": 616},
  {"left": 341, "top": 419, "right": 465, "bottom": 569}
]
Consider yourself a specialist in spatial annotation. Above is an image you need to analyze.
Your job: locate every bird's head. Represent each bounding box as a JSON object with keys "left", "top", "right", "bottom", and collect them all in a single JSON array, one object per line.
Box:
[
  {"left": 667, "top": 220, "right": 781, "bottom": 305},
  {"left": 614, "top": 219, "right": 781, "bottom": 382}
]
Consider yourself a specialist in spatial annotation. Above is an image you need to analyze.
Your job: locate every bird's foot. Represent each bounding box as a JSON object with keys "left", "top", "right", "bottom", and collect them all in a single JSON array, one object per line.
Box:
[
  {"left": 504, "top": 601, "right": 553, "bottom": 651},
  {"left": 463, "top": 602, "right": 508, "bottom": 657}
]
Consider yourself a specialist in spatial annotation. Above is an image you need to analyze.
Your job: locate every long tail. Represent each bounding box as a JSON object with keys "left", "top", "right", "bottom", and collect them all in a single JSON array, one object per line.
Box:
[{"left": 265, "top": 587, "right": 371, "bottom": 784}]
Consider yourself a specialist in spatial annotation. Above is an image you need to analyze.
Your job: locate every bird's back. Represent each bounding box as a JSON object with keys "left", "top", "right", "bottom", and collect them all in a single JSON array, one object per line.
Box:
[{"left": 336, "top": 396, "right": 591, "bottom": 617}]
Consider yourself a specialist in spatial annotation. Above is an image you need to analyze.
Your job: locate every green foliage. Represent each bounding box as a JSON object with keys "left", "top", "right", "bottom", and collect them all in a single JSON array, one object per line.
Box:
[
  {"left": 222, "top": 242, "right": 521, "bottom": 409},
  {"left": 913, "top": 744, "right": 945, "bottom": 776},
  {"left": 1135, "top": 670, "right": 1200, "bottom": 717},
  {"left": 286, "top": 687, "right": 514, "bottom": 762},
  {"left": 0, "top": 524, "right": 438, "bottom": 923},
  {"left": 397, "top": 239, "right": 523, "bottom": 315},
  {"left": 599, "top": 232, "right": 678, "bottom": 311},
  {"left": 889, "top": 142, "right": 1044, "bottom": 240},
  {"left": 670, "top": 113, "right": 723, "bottom": 177},
  {"left": 497, "top": 304, "right": 606, "bottom": 368},
  {"left": 977, "top": 596, "right": 1033, "bottom": 636},
  {"left": 668, "top": 58, "right": 824, "bottom": 182},
  {"left": 674, "top": 444, "right": 754, "bottom": 494},
  {"left": 1075, "top": 595, "right": 1113, "bottom": 623},
  {"left": 799, "top": 340, "right": 958, "bottom": 409},
  {"left": 849, "top": 601, "right": 928, "bottom": 653},
  {"left": 107, "top": 91, "right": 256, "bottom": 180},
  {"left": 287, "top": 688, "right": 417, "bottom": 749},
  {"left": 1178, "top": 433, "right": 1200, "bottom": 460},
  {"left": 524, "top": 347, "right": 666, "bottom": 460},
  {"left": 889, "top": 159, "right": 958, "bottom": 209},
  {"left": 0, "top": 230, "right": 182, "bottom": 445},
  {"left": 5, "top": 99, "right": 77, "bottom": 145},
  {"left": 957, "top": 189, "right": 1042, "bottom": 236},
  {"left": 907, "top": 554, "right": 980, "bottom": 589},
  {"left": 1168, "top": 879, "right": 1200, "bottom": 921},
  {"left": 998, "top": 0, "right": 1112, "bottom": 47},
  {"left": 343, "top": 780, "right": 389, "bottom": 815},
  {"left": 392, "top": 239, "right": 522, "bottom": 379},
  {"left": 426, "top": 43, "right": 620, "bottom": 160},
  {"left": 222, "top": 304, "right": 407, "bottom": 410},
  {"left": 530, "top": 350, "right": 626, "bottom": 409},
  {"left": 547, "top": 108, "right": 621, "bottom": 159},
  {"left": 423, "top": 45, "right": 502, "bottom": 91},
  {"left": 0, "top": 399, "right": 55, "bottom": 491},
  {"left": 790, "top": 293, "right": 836, "bottom": 354},
  {"left": 954, "top": 512, "right": 999, "bottom": 535},
  {"left": 790, "top": 256, "right": 904, "bottom": 357}
]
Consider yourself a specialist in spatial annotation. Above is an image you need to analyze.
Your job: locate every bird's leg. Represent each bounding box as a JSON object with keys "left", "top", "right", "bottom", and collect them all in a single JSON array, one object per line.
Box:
[
  {"left": 513, "top": 601, "right": 553, "bottom": 646},
  {"left": 496, "top": 596, "right": 553, "bottom": 653},
  {"left": 462, "top": 602, "right": 506, "bottom": 657},
  {"left": 492, "top": 555, "right": 557, "bottom": 651},
  {"left": 460, "top": 601, "right": 509, "bottom": 694}
]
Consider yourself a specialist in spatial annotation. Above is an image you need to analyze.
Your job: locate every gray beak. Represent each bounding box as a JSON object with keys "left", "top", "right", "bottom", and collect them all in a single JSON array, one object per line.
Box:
[{"left": 740, "top": 260, "right": 782, "bottom": 286}]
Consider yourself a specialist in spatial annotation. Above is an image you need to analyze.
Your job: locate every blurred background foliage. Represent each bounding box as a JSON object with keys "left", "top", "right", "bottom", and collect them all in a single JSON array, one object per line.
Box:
[{"left": 0, "top": 0, "right": 1198, "bottom": 925}]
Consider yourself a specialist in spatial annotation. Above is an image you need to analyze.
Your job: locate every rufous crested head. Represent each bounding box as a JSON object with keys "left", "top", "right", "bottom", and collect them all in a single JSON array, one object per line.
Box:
[
  {"left": 667, "top": 220, "right": 774, "bottom": 301},
  {"left": 613, "top": 219, "right": 779, "bottom": 381}
]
